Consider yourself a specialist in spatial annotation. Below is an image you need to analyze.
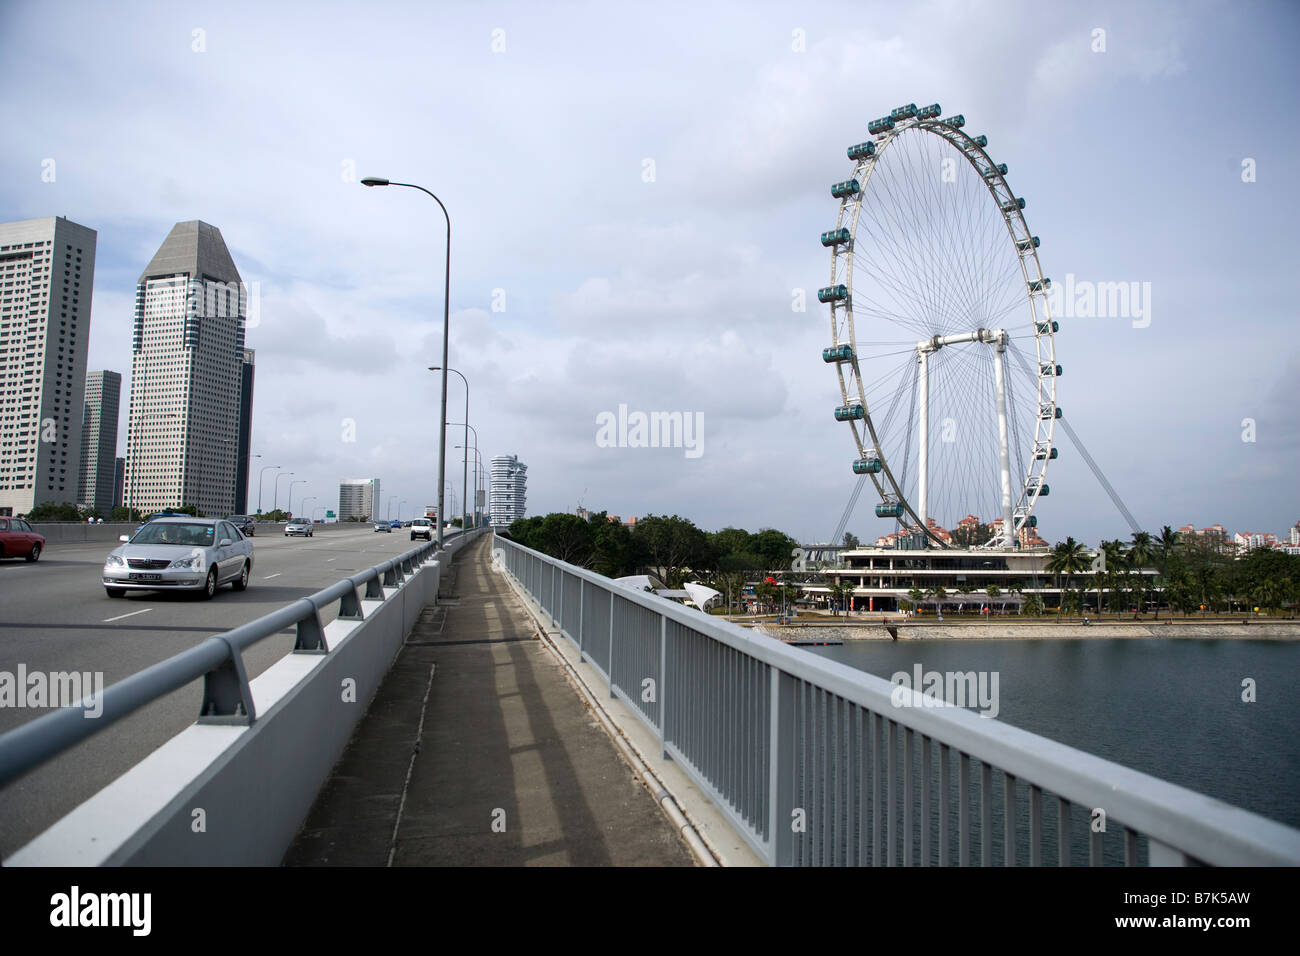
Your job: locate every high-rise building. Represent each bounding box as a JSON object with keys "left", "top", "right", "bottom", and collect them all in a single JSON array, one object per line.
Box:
[
  {"left": 124, "top": 221, "right": 246, "bottom": 518},
  {"left": 489, "top": 454, "right": 527, "bottom": 528},
  {"left": 0, "top": 216, "right": 97, "bottom": 516},
  {"left": 113, "top": 456, "right": 125, "bottom": 510},
  {"left": 78, "top": 369, "right": 121, "bottom": 514},
  {"left": 339, "top": 478, "right": 380, "bottom": 522},
  {"left": 234, "top": 348, "right": 255, "bottom": 514}
]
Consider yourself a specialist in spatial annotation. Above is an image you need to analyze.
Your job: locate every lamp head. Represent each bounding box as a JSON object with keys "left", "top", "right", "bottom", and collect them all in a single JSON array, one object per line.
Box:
[{"left": 361, "top": 177, "right": 390, "bottom": 187}]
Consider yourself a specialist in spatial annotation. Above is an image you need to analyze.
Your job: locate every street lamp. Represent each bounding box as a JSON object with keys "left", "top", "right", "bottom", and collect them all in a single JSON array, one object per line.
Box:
[
  {"left": 257, "top": 464, "right": 280, "bottom": 515},
  {"left": 127, "top": 410, "right": 178, "bottom": 518},
  {"left": 301, "top": 497, "right": 317, "bottom": 523},
  {"left": 248, "top": 453, "right": 261, "bottom": 513},
  {"left": 273, "top": 472, "right": 295, "bottom": 512},
  {"left": 288, "top": 480, "right": 306, "bottom": 517},
  {"left": 363, "top": 176, "right": 451, "bottom": 550},
  {"left": 455, "top": 445, "right": 482, "bottom": 528},
  {"left": 453, "top": 428, "right": 481, "bottom": 526},
  {"left": 398, "top": 499, "right": 407, "bottom": 523},
  {"left": 431, "top": 367, "right": 469, "bottom": 532}
]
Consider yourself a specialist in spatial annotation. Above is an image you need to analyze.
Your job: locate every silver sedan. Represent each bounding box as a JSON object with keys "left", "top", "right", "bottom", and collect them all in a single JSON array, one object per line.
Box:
[{"left": 102, "top": 517, "right": 254, "bottom": 600}]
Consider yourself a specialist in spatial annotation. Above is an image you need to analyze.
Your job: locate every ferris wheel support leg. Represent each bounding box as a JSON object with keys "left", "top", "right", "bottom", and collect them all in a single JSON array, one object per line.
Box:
[
  {"left": 993, "top": 334, "right": 1015, "bottom": 547},
  {"left": 917, "top": 347, "right": 930, "bottom": 532}
]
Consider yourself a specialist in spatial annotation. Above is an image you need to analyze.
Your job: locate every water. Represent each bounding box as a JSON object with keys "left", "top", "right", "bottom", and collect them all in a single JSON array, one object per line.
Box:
[{"left": 801, "top": 637, "right": 1300, "bottom": 830}]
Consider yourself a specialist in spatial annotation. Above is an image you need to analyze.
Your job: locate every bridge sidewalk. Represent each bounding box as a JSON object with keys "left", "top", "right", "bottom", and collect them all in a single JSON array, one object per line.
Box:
[{"left": 284, "top": 534, "right": 695, "bottom": 866}]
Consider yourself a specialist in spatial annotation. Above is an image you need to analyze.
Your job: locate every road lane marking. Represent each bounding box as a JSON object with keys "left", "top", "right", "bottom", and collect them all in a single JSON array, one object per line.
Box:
[
  {"left": 104, "top": 608, "right": 153, "bottom": 623},
  {"left": 326, "top": 557, "right": 336, "bottom": 562},
  {"left": 264, "top": 572, "right": 282, "bottom": 579}
]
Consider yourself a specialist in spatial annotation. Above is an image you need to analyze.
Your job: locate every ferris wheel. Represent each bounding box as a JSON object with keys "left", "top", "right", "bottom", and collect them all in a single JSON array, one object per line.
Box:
[{"left": 822, "top": 103, "right": 1059, "bottom": 550}]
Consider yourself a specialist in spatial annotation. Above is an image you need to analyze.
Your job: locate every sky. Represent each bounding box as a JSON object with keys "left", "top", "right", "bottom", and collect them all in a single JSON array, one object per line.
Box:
[{"left": 1, "top": 0, "right": 1297, "bottom": 545}]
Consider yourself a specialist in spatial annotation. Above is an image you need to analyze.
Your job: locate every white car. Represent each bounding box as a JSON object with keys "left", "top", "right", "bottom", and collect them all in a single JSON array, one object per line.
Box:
[
  {"left": 374, "top": 521, "right": 391, "bottom": 533},
  {"left": 285, "top": 518, "right": 314, "bottom": 537},
  {"left": 410, "top": 517, "right": 434, "bottom": 541},
  {"left": 103, "top": 517, "right": 253, "bottom": 599}
]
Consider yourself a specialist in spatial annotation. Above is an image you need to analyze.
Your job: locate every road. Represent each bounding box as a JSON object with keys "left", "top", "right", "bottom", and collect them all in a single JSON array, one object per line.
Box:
[{"left": 0, "top": 523, "right": 431, "bottom": 857}]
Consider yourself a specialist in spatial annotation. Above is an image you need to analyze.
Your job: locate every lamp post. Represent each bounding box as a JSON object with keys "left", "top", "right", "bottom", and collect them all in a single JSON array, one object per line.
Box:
[
  {"left": 301, "top": 497, "right": 317, "bottom": 524},
  {"left": 257, "top": 464, "right": 280, "bottom": 515},
  {"left": 455, "top": 445, "right": 482, "bottom": 528},
  {"left": 398, "top": 499, "right": 407, "bottom": 523},
  {"left": 448, "top": 420, "right": 478, "bottom": 527},
  {"left": 363, "top": 176, "right": 451, "bottom": 550},
  {"left": 288, "top": 480, "right": 306, "bottom": 517},
  {"left": 431, "top": 367, "right": 469, "bottom": 532},
  {"left": 127, "top": 410, "right": 178, "bottom": 518},
  {"left": 273, "top": 472, "right": 295, "bottom": 513},
  {"left": 247, "top": 453, "right": 261, "bottom": 513},
  {"left": 312, "top": 506, "right": 326, "bottom": 522}
]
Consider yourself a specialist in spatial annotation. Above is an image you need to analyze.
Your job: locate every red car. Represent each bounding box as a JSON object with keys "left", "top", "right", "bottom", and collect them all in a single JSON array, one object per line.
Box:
[{"left": 0, "top": 517, "right": 44, "bottom": 562}]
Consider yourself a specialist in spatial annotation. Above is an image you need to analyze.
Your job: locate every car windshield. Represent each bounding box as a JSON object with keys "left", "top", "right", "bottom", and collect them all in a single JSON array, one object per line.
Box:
[{"left": 131, "top": 522, "right": 216, "bottom": 547}]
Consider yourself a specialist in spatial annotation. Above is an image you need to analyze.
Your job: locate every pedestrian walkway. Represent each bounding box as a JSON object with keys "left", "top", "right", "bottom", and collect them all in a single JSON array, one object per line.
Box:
[{"left": 284, "top": 535, "right": 695, "bottom": 866}]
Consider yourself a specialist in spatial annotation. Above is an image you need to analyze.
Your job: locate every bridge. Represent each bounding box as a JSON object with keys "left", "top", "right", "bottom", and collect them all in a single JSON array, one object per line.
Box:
[{"left": 1, "top": 527, "right": 1298, "bottom": 866}]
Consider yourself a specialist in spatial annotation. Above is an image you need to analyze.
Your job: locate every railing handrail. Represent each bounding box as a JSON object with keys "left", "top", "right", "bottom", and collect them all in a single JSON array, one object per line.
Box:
[
  {"left": 494, "top": 534, "right": 1300, "bottom": 866},
  {"left": 0, "top": 531, "right": 469, "bottom": 789}
]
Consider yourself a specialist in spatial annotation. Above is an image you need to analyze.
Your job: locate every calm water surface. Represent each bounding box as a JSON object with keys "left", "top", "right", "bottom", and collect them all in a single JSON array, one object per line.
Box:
[{"left": 801, "top": 637, "right": 1300, "bottom": 829}]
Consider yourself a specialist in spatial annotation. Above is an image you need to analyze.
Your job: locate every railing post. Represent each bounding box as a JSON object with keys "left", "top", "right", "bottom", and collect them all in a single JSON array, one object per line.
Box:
[
  {"left": 609, "top": 591, "right": 616, "bottom": 699},
  {"left": 198, "top": 638, "right": 256, "bottom": 725},
  {"left": 658, "top": 614, "right": 668, "bottom": 758},
  {"left": 578, "top": 578, "right": 585, "bottom": 660},
  {"left": 767, "top": 666, "right": 794, "bottom": 866}
]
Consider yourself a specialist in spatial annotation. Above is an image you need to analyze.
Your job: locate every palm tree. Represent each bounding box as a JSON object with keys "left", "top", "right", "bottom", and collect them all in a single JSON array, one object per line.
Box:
[
  {"left": 1152, "top": 526, "right": 1179, "bottom": 619},
  {"left": 1130, "top": 531, "right": 1153, "bottom": 616},
  {"left": 1046, "top": 537, "right": 1089, "bottom": 618}
]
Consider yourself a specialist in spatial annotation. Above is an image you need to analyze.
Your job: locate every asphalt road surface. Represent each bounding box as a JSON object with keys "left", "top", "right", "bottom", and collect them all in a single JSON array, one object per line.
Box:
[{"left": 0, "top": 523, "right": 431, "bottom": 858}]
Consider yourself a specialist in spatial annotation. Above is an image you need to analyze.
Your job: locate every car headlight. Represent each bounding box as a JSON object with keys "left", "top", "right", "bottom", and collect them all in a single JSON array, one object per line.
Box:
[
  {"left": 169, "top": 553, "right": 205, "bottom": 570},
  {"left": 104, "top": 554, "right": 124, "bottom": 568}
]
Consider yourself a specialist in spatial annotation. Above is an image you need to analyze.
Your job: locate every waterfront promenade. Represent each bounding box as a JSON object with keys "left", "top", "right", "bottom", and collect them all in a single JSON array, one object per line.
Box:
[{"left": 284, "top": 535, "right": 696, "bottom": 866}]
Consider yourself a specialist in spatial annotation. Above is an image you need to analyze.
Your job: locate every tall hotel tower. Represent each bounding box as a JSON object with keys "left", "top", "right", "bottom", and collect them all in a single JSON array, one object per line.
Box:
[
  {"left": 124, "top": 221, "right": 248, "bottom": 517},
  {"left": 0, "top": 217, "right": 97, "bottom": 516},
  {"left": 489, "top": 454, "right": 527, "bottom": 528}
]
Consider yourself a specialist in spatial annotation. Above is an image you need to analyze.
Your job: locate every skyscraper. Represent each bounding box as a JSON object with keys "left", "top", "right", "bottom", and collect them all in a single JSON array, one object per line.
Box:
[
  {"left": 124, "top": 221, "right": 246, "bottom": 517},
  {"left": 78, "top": 369, "right": 121, "bottom": 515},
  {"left": 235, "top": 348, "right": 255, "bottom": 514},
  {"left": 0, "top": 216, "right": 97, "bottom": 517},
  {"left": 489, "top": 454, "right": 527, "bottom": 528},
  {"left": 339, "top": 478, "right": 380, "bottom": 521}
]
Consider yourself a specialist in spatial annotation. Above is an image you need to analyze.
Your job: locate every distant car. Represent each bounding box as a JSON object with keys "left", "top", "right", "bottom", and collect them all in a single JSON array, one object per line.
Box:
[
  {"left": 390, "top": 519, "right": 402, "bottom": 529},
  {"left": 410, "top": 517, "right": 433, "bottom": 541},
  {"left": 285, "top": 517, "right": 314, "bottom": 537},
  {"left": 0, "top": 517, "right": 45, "bottom": 562},
  {"left": 374, "top": 521, "right": 391, "bottom": 533},
  {"left": 227, "top": 514, "right": 256, "bottom": 537},
  {"left": 103, "top": 517, "right": 253, "bottom": 599}
]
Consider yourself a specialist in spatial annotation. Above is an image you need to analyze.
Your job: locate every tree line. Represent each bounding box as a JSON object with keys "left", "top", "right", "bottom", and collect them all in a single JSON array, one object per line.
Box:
[{"left": 504, "top": 512, "right": 799, "bottom": 587}]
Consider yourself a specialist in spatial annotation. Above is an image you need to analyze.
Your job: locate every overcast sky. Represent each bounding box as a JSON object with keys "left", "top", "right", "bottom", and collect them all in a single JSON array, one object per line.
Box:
[{"left": 2, "top": 0, "right": 1296, "bottom": 544}]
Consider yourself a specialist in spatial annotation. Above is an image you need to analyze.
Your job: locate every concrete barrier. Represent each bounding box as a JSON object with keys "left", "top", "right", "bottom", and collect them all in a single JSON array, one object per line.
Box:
[
  {"left": 30, "top": 520, "right": 370, "bottom": 545},
  {"left": 8, "top": 529, "right": 482, "bottom": 865}
]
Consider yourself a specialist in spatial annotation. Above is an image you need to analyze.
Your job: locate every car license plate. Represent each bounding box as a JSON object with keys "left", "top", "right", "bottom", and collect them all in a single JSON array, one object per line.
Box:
[{"left": 129, "top": 573, "right": 161, "bottom": 582}]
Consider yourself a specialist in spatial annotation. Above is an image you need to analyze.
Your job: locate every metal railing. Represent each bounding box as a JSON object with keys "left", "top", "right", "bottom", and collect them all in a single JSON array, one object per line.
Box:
[
  {"left": 0, "top": 531, "right": 468, "bottom": 789},
  {"left": 495, "top": 535, "right": 1300, "bottom": 867}
]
